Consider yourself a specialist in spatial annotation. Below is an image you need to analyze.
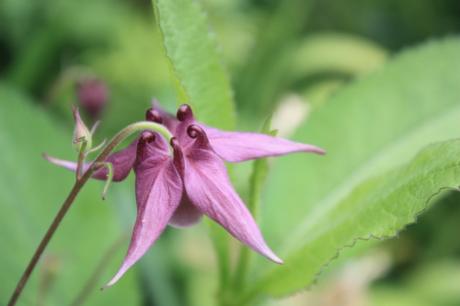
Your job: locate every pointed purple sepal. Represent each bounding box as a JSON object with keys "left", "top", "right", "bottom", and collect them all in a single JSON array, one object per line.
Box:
[
  {"left": 45, "top": 139, "right": 138, "bottom": 181},
  {"left": 106, "top": 133, "right": 183, "bottom": 286},
  {"left": 179, "top": 125, "right": 283, "bottom": 264},
  {"left": 205, "top": 126, "right": 325, "bottom": 162}
]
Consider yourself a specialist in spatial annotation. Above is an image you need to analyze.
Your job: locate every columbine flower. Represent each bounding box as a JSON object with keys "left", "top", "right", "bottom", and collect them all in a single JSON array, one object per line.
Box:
[{"left": 46, "top": 102, "right": 325, "bottom": 286}]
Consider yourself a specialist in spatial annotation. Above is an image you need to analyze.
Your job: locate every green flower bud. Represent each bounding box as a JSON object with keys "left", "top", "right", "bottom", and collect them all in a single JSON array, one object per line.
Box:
[{"left": 72, "top": 106, "right": 92, "bottom": 152}]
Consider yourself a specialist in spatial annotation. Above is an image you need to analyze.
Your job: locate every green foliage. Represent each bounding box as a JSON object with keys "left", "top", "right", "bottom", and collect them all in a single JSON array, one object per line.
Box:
[
  {"left": 0, "top": 86, "right": 141, "bottom": 305},
  {"left": 152, "top": 0, "right": 236, "bottom": 129},
  {"left": 235, "top": 0, "right": 312, "bottom": 114},
  {"left": 370, "top": 261, "right": 460, "bottom": 306},
  {"left": 292, "top": 33, "right": 388, "bottom": 78},
  {"left": 249, "top": 139, "right": 460, "bottom": 299},
  {"left": 296, "top": 33, "right": 388, "bottom": 109},
  {"left": 232, "top": 118, "right": 275, "bottom": 292},
  {"left": 237, "top": 38, "right": 460, "bottom": 301},
  {"left": 2, "top": 1, "right": 460, "bottom": 305},
  {"left": 152, "top": 0, "right": 238, "bottom": 301}
]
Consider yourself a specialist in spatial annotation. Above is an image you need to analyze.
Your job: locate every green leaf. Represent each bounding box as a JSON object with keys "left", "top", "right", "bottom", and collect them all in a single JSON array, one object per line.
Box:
[
  {"left": 152, "top": 0, "right": 235, "bottom": 129},
  {"left": 0, "top": 86, "right": 141, "bottom": 305},
  {"left": 235, "top": 0, "right": 312, "bottom": 114},
  {"left": 241, "top": 38, "right": 460, "bottom": 300},
  {"left": 292, "top": 32, "right": 388, "bottom": 79},
  {"left": 246, "top": 139, "right": 460, "bottom": 301},
  {"left": 152, "top": 1, "right": 236, "bottom": 297}
]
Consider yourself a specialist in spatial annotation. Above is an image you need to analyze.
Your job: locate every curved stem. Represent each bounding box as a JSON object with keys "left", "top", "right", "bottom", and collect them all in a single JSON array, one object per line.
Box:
[
  {"left": 97, "top": 162, "right": 113, "bottom": 200},
  {"left": 70, "top": 234, "right": 127, "bottom": 306},
  {"left": 7, "top": 121, "right": 172, "bottom": 306}
]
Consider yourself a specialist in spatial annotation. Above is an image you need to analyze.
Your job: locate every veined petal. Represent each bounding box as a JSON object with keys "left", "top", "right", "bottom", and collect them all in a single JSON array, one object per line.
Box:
[
  {"left": 44, "top": 139, "right": 138, "bottom": 181},
  {"left": 174, "top": 104, "right": 324, "bottom": 162},
  {"left": 106, "top": 133, "right": 182, "bottom": 286},
  {"left": 179, "top": 125, "right": 282, "bottom": 264},
  {"left": 205, "top": 126, "right": 325, "bottom": 162}
]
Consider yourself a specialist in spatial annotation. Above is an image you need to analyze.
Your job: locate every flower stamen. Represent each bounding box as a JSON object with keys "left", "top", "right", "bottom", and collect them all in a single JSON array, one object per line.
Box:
[
  {"left": 145, "top": 109, "right": 163, "bottom": 124},
  {"left": 176, "top": 104, "right": 193, "bottom": 122},
  {"left": 136, "top": 131, "right": 156, "bottom": 162}
]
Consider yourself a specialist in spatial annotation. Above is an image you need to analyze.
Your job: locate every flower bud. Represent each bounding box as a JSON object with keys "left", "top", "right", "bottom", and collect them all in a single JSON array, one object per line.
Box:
[
  {"left": 72, "top": 107, "right": 92, "bottom": 152},
  {"left": 76, "top": 78, "right": 108, "bottom": 120}
]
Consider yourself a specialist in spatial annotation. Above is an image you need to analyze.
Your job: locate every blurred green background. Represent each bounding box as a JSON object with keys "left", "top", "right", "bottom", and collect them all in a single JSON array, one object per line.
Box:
[{"left": 1, "top": 0, "right": 460, "bottom": 305}]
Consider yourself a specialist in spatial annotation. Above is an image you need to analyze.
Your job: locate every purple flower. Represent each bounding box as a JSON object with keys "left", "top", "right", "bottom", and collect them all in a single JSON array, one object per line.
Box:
[
  {"left": 46, "top": 102, "right": 325, "bottom": 286},
  {"left": 76, "top": 78, "right": 108, "bottom": 120}
]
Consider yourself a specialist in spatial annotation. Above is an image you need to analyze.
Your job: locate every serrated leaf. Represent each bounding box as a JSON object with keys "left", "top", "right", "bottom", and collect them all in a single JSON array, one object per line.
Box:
[
  {"left": 248, "top": 139, "right": 460, "bottom": 299},
  {"left": 241, "top": 38, "right": 460, "bottom": 300},
  {"left": 0, "top": 86, "right": 141, "bottom": 305},
  {"left": 152, "top": 0, "right": 235, "bottom": 129}
]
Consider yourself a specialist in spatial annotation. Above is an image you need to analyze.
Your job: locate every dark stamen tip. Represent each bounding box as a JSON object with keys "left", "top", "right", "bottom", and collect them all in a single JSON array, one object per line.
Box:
[
  {"left": 136, "top": 132, "right": 156, "bottom": 163},
  {"left": 140, "top": 131, "right": 156, "bottom": 143},
  {"left": 176, "top": 104, "right": 193, "bottom": 121},
  {"left": 145, "top": 108, "right": 163, "bottom": 123}
]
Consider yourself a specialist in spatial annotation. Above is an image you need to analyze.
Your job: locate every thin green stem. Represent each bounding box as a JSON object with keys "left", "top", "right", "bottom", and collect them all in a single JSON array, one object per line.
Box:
[
  {"left": 7, "top": 121, "right": 172, "bottom": 306},
  {"left": 231, "top": 124, "right": 275, "bottom": 298},
  {"left": 70, "top": 234, "right": 127, "bottom": 306},
  {"left": 86, "top": 139, "right": 107, "bottom": 155},
  {"left": 97, "top": 162, "right": 113, "bottom": 200},
  {"left": 232, "top": 158, "right": 267, "bottom": 291},
  {"left": 76, "top": 140, "right": 87, "bottom": 180}
]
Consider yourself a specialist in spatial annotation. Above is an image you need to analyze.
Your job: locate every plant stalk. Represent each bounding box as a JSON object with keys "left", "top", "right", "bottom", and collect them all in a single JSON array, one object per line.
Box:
[{"left": 7, "top": 121, "right": 171, "bottom": 306}]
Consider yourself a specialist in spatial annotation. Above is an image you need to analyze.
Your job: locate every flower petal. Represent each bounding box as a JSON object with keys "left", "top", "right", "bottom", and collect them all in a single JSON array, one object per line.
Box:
[
  {"left": 205, "top": 126, "right": 325, "bottom": 162},
  {"left": 174, "top": 104, "right": 324, "bottom": 162},
  {"left": 169, "top": 196, "right": 203, "bottom": 228},
  {"left": 178, "top": 125, "right": 282, "bottom": 264},
  {"left": 44, "top": 139, "right": 138, "bottom": 182},
  {"left": 106, "top": 133, "right": 182, "bottom": 286}
]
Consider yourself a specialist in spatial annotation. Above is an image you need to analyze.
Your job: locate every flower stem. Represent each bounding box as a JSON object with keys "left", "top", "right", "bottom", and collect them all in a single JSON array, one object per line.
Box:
[
  {"left": 7, "top": 177, "right": 86, "bottom": 306},
  {"left": 70, "top": 234, "right": 127, "bottom": 306},
  {"left": 232, "top": 132, "right": 272, "bottom": 293},
  {"left": 232, "top": 158, "right": 267, "bottom": 291},
  {"left": 76, "top": 140, "right": 87, "bottom": 180},
  {"left": 7, "top": 121, "right": 172, "bottom": 306}
]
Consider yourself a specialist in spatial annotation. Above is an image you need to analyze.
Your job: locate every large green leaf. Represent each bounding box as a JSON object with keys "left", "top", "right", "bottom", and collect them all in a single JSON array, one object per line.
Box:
[
  {"left": 249, "top": 139, "right": 460, "bottom": 300},
  {"left": 152, "top": 0, "right": 235, "bottom": 129},
  {"left": 240, "top": 38, "right": 460, "bottom": 300},
  {"left": 0, "top": 86, "right": 141, "bottom": 305}
]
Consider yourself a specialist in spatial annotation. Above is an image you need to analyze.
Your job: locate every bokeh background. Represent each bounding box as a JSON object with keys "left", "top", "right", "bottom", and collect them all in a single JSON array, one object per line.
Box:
[{"left": 1, "top": 0, "right": 460, "bottom": 305}]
